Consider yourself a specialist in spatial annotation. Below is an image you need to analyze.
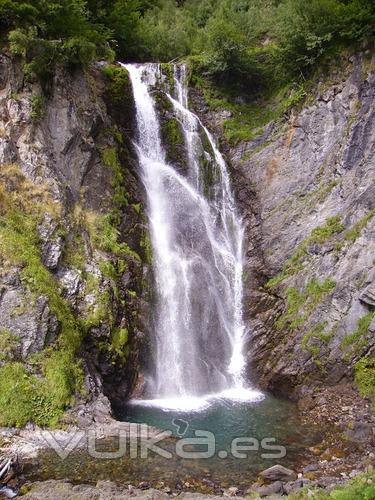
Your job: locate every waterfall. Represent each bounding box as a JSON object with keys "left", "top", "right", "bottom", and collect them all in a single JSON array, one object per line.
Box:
[{"left": 124, "top": 63, "right": 262, "bottom": 409}]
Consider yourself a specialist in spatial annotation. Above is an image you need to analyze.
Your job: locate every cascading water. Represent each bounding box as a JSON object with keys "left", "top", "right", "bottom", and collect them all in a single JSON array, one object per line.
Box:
[{"left": 124, "top": 63, "right": 262, "bottom": 409}]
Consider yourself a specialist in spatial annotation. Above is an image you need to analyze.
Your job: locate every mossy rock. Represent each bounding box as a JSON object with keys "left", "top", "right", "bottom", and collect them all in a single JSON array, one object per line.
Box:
[{"left": 102, "top": 64, "right": 131, "bottom": 103}]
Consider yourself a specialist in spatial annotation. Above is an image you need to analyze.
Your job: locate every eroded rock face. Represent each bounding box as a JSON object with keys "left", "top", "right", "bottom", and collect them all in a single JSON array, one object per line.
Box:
[
  {"left": 229, "top": 52, "right": 375, "bottom": 397},
  {"left": 0, "top": 53, "right": 151, "bottom": 420}
]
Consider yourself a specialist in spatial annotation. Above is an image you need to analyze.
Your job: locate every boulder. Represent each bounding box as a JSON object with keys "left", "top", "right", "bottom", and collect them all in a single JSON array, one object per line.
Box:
[{"left": 259, "top": 464, "right": 297, "bottom": 482}]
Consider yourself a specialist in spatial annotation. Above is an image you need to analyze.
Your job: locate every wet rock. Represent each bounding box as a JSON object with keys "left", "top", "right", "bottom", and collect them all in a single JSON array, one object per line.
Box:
[
  {"left": 0, "top": 486, "right": 17, "bottom": 499},
  {"left": 259, "top": 464, "right": 297, "bottom": 482}
]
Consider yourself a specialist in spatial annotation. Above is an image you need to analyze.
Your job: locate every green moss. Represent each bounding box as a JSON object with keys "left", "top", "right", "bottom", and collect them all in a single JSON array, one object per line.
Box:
[
  {"left": 102, "top": 64, "right": 130, "bottom": 103},
  {"left": 343, "top": 208, "right": 375, "bottom": 243},
  {"left": 0, "top": 350, "right": 83, "bottom": 427},
  {"left": 132, "top": 203, "right": 141, "bottom": 214},
  {"left": 140, "top": 231, "right": 153, "bottom": 265},
  {"left": 91, "top": 213, "right": 141, "bottom": 262},
  {"left": 83, "top": 288, "right": 114, "bottom": 331},
  {"left": 101, "top": 146, "right": 129, "bottom": 208},
  {"left": 0, "top": 329, "right": 19, "bottom": 362},
  {"left": 355, "top": 357, "right": 375, "bottom": 403},
  {"left": 110, "top": 327, "right": 129, "bottom": 359},
  {"left": 342, "top": 310, "right": 375, "bottom": 350},
  {"left": 266, "top": 216, "right": 344, "bottom": 288},
  {"left": 162, "top": 117, "right": 184, "bottom": 161},
  {"left": 287, "top": 472, "right": 375, "bottom": 499},
  {"left": 276, "top": 278, "right": 336, "bottom": 332},
  {"left": 63, "top": 232, "right": 86, "bottom": 270},
  {"left": 30, "top": 95, "right": 45, "bottom": 123},
  {"left": 160, "top": 63, "right": 174, "bottom": 91},
  {"left": 309, "top": 216, "right": 345, "bottom": 244},
  {"left": 192, "top": 75, "right": 309, "bottom": 146},
  {"left": 302, "top": 322, "right": 333, "bottom": 357},
  {"left": 0, "top": 166, "right": 84, "bottom": 427},
  {"left": 98, "top": 259, "right": 119, "bottom": 281}
]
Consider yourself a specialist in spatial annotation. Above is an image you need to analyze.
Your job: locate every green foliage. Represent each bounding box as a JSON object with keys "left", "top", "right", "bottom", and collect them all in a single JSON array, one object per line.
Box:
[
  {"left": 302, "top": 322, "right": 333, "bottom": 358},
  {"left": 2, "top": 0, "right": 374, "bottom": 88},
  {"left": 30, "top": 95, "right": 45, "bottom": 123},
  {"left": 102, "top": 64, "right": 131, "bottom": 103},
  {"left": 2, "top": 0, "right": 146, "bottom": 80},
  {"left": 101, "top": 146, "right": 129, "bottom": 209},
  {"left": 90, "top": 213, "right": 140, "bottom": 262},
  {"left": 309, "top": 216, "right": 345, "bottom": 244},
  {"left": 266, "top": 216, "right": 344, "bottom": 288},
  {"left": 138, "top": 0, "right": 374, "bottom": 91},
  {"left": 276, "top": 278, "right": 336, "bottom": 331},
  {"left": 342, "top": 311, "right": 375, "bottom": 349},
  {"left": 355, "top": 357, "right": 375, "bottom": 402},
  {"left": 0, "top": 351, "right": 83, "bottom": 427},
  {"left": 0, "top": 328, "right": 19, "bottom": 362},
  {"left": 343, "top": 208, "right": 375, "bottom": 243},
  {"left": 140, "top": 231, "right": 153, "bottom": 265},
  {"left": 161, "top": 117, "right": 184, "bottom": 161},
  {"left": 110, "top": 327, "right": 129, "bottom": 359},
  {"left": 0, "top": 165, "right": 83, "bottom": 426},
  {"left": 288, "top": 472, "right": 375, "bottom": 499}
]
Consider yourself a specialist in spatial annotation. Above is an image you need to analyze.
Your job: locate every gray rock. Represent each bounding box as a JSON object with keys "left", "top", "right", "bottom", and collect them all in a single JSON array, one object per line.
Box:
[
  {"left": 251, "top": 481, "right": 283, "bottom": 497},
  {"left": 0, "top": 56, "right": 148, "bottom": 414},
  {"left": 360, "top": 283, "right": 375, "bottom": 307},
  {"left": 223, "top": 486, "right": 240, "bottom": 497},
  {"left": 345, "top": 421, "right": 374, "bottom": 444},
  {"left": 283, "top": 479, "right": 311, "bottom": 495},
  {"left": 229, "top": 51, "right": 375, "bottom": 398},
  {"left": 259, "top": 465, "right": 297, "bottom": 482},
  {"left": 302, "top": 464, "right": 319, "bottom": 473}
]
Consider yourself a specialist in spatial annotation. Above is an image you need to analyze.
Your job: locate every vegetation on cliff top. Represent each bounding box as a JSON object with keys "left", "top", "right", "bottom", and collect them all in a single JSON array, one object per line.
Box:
[{"left": 1, "top": 1, "right": 373, "bottom": 86}]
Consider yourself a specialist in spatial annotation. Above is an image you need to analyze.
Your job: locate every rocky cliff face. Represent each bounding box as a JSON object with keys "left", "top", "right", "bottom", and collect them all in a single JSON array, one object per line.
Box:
[
  {"left": 0, "top": 53, "right": 151, "bottom": 426},
  {"left": 227, "top": 51, "right": 375, "bottom": 404},
  {"left": 0, "top": 47, "right": 374, "bottom": 429}
]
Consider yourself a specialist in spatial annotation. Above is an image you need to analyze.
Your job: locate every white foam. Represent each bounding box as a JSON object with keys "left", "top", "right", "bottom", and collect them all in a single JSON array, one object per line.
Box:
[
  {"left": 129, "top": 388, "right": 265, "bottom": 412},
  {"left": 129, "top": 396, "right": 211, "bottom": 412},
  {"left": 216, "top": 387, "right": 265, "bottom": 402}
]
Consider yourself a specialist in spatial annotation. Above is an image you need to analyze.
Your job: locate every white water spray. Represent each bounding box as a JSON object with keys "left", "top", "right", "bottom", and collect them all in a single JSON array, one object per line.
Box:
[{"left": 124, "top": 63, "right": 263, "bottom": 409}]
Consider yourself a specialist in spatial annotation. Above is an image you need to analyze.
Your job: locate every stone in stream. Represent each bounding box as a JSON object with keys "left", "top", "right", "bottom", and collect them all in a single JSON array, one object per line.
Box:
[{"left": 259, "top": 464, "right": 297, "bottom": 482}]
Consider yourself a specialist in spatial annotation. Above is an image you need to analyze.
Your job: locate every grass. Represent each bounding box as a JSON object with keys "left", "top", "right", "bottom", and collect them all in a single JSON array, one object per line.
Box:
[
  {"left": 190, "top": 66, "right": 310, "bottom": 146},
  {"left": 276, "top": 278, "right": 336, "bottom": 332},
  {"left": 0, "top": 164, "right": 84, "bottom": 427},
  {"left": 343, "top": 208, "right": 375, "bottom": 243},
  {"left": 101, "top": 146, "right": 129, "bottom": 209},
  {"left": 161, "top": 117, "right": 184, "bottom": 162},
  {"left": 355, "top": 357, "right": 375, "bottom": 403},
  {"left": 0, "top": 328, "right": 19, "bottom": 362},
  {"left": 88, "top": 212, "right": 141, "bottom": 262},
  {"left": 341, "top": 310, "right": 375, "bottom": 350},
  {"left": 302, "top": 322, "right": 333, "bottom": 359},
  {"left": 266, "top": 216, "right": 344, "bottom": 288},
  {"left": 286, "top": 471, "right": 375, "bottom": 499}
]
